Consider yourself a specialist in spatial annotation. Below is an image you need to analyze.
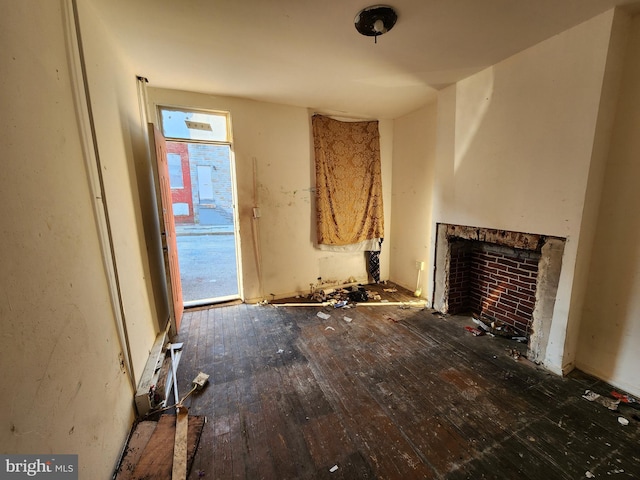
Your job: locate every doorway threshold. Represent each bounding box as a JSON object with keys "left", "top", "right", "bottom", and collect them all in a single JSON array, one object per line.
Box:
[{"left": 184, "top": 295, "right": 241, "bottom": 310}]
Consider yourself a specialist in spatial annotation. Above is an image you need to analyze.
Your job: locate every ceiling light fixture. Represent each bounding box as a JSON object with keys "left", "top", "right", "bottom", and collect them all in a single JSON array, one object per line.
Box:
[{"left": 354, "top": 5, "right": 397, "bottom": 44}]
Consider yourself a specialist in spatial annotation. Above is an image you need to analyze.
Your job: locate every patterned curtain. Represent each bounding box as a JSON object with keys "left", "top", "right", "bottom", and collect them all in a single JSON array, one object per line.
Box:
[{"left": 312, "top": 115, "right": 384, "bottom": 246}]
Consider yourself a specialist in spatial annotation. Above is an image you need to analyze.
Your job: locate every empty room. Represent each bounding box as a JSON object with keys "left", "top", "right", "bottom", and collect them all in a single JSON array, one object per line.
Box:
[{"left": 2, "top": 0, "right": 640, "bottom": 478}]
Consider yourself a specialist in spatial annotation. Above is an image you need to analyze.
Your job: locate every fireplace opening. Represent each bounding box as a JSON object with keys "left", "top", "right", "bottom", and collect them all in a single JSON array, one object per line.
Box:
[
  {"left": 448, "top": 239, "right": 539, "bottom": 338},
  {"left": 433, "top": 223, "right": 566, "bottom": 363}
]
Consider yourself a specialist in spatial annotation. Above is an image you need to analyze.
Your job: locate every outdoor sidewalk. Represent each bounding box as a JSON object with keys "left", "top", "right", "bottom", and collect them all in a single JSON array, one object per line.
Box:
[{"left": 175, "top": 224, "right": 234, "bottom": 236}]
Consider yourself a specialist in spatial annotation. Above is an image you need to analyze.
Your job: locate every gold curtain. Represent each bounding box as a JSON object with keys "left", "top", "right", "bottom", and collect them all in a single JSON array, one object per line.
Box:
[{"left": 312, "top": 115, "right": 384, "bottom": 246}]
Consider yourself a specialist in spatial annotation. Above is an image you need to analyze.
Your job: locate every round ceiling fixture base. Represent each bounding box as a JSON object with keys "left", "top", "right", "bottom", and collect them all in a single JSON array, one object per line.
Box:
[{"left": 354, "top": 5, "right": 397, "bottom": 40}]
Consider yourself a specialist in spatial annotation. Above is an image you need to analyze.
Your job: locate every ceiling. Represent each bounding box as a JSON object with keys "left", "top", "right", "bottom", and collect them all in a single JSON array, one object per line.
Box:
[{"left": 86, "top": 0, "right": 638, "bottom": 119}]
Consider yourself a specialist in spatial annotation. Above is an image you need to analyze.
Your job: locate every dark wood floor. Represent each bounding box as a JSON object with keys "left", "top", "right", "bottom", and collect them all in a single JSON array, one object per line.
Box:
[{"left": 174, "top": 285, "right": 640, "bottom": 479}]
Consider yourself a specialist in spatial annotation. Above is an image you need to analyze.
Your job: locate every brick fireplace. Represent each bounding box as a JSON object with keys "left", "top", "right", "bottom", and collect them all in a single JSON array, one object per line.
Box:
[
  {"left": 448, "top": 240, "right": 540, "bottom": 336},
  {"left": 433, "top": 224, "right": 566, "bottom": 362}
]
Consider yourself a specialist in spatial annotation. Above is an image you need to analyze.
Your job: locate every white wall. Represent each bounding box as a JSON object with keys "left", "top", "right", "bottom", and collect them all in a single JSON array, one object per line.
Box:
[
  {"left": 577, "top": 14, "right": 640, "bottom": 397},
  {"left": 76, "top": 0, "right": 160, "bottom": 378},
  {"left": 389, "top": 103, "right": 437, "bottom": 298},
  {"left": 0, "top": 1, "right": 139, "bottom": 476},
  {"left": 430, "top": 11, "right": 616, "bottom": 374},
  {"left": 147, "top": 88, "right": 393, "bottom": 301}
]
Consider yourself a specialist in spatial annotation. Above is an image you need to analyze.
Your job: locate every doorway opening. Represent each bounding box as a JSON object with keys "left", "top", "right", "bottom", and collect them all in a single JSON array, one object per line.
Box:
[{"left": 159, "top": 106, "right": 242, "bottom": 307}]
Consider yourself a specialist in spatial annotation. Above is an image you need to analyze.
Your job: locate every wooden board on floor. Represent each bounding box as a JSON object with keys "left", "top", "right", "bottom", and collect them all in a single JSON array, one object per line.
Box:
[
  {"left": 117, "top": 414, "right": 205, "bottom": 480},
  {"left": 172, "top": 409, "right": 189, "bottom": 480},
  {"left": 114, "top": 421, "right": 157, "bottom": 480}
]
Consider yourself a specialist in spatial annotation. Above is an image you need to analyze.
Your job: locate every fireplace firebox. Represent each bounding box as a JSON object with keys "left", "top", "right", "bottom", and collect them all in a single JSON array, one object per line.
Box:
[{"left": 433, "top": 224, "right": 566, "bottom": 363}]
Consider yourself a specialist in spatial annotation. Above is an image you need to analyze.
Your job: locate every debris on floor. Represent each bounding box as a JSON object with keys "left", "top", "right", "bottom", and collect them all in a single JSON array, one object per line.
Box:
[
  {"left": 472, "top": 317, "right": 491, "bottom": 331},
  {"left": 618, "top": 416, "right": 630, "bottom": 426},
  {"left": 329, "top": 465, "right": 339, "bottom": 473},
  {"left": 317, "top": 311, "right": 331, "bottom": 320},
  {"left": 611, "top": 391, "right": 640, "bottom": 409},
  {"left": 348, "top": 287, "right": 369, "bottom": 302},
  {"left": 272, "top": 282, "right": 427, "bottom": 312},
  {"left": 464, "top": 326, "right": 485, "bottom": 336},
  {"left": 582, "top": 390, "right": 620, "bottom": 411},
  {"left": 467, "top": 315, "right": 531, "bottom": 344},
  {"left": 507, "top": 348, "right": 521, "bottom": 361}
]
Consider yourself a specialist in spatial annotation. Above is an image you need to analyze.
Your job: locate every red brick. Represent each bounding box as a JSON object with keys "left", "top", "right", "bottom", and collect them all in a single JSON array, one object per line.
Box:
[
  {"left": 519, "top": 263, "right": 538, "bottom": 272},
  {"left": 496, "top": 258, "right": 519, "bottom": 268}
]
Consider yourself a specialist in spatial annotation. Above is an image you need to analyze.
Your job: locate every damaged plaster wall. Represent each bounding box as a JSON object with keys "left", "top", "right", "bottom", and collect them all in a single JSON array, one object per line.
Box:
[
  {"left": 389, "top": 102, "right": 437, "bottom": 300},
  {"left": 577, "top": 13, "right": 640, "bottom": 398},
  {"left": 146, "top": 88, "right": 393, "bottom": 302},
  {"left": 430, "top": 10, "right": 617, "bottom": 375},
  {"left": 0, "top": 1, "right": 140, "bottom": 477}
]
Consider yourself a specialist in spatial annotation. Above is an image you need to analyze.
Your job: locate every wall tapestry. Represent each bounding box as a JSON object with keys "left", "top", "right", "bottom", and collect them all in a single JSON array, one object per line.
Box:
[{"left": 312, "top": 114, "right": 384, "bottom": 247}]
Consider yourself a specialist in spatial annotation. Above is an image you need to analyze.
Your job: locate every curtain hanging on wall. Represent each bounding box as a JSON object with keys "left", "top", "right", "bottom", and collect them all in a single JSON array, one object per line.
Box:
[{"left": 312, "top": 115, "right": 384, "bottom": 246}]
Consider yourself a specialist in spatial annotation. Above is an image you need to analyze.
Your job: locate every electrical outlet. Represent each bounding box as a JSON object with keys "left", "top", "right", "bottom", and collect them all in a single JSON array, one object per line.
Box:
[{"left": 416, "top": 261, "right": 425, "bottom": 271}]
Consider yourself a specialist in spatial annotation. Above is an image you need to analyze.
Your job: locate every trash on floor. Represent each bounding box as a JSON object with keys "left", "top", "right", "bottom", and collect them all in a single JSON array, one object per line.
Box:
[
  {"left": 317, "top": 311, "right": 331, "bottom": 320},
  {"left": 348, "top": 288, "right": 369, "bottom": 302},
  {"left": 274, "top": 281, "right": 419, "bottom": 310},
  {"left": 507, "top": 348, "right": 521, "bottom": 360},
  {"left": 343, "top": 316, "right": 353, "bottom": 323},
  {"left": 329, "top": 465, "right": 339, "bottom": 473},
  {"left": 611, "top": 391, "right": 640, "bottom": 409},
  {"left": 618, "top": 416, "right": 630, "bottom": 426},
  {"left": 464, "top": 326, "right": 485, "bottom": 336},
  {"left": 582, "top": 390, "right": 620, "bottom": 411},
  {"left": 471, "top": 315, "right": 528, "bottom": 343},
  {"left": 325, "top": 326, "right": 335, "bottom": 331}
]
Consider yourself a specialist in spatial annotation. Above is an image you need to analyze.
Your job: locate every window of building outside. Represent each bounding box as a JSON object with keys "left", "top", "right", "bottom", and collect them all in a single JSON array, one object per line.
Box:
[{"left": 167, "top": 153, "right": 184, "bottom": 189}]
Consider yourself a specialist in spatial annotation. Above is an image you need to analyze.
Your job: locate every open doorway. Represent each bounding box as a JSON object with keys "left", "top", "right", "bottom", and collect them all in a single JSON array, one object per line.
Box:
[{"left": 159, "top": 106, "right": 241, "bottom": 307}]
